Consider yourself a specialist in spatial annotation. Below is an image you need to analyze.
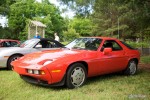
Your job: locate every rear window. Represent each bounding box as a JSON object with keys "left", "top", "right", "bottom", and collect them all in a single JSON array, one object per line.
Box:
[{"left": 120, "top": 41, "right": 136, "bottom": 49}]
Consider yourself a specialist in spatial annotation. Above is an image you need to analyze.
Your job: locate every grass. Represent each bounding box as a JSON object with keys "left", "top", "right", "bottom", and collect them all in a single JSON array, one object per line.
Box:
[
  {"left": 0, "top": 56, "right": 150, "bottom": 100},
  {"left": 140, "top": 56, "right": 150, "bottom": 64}
]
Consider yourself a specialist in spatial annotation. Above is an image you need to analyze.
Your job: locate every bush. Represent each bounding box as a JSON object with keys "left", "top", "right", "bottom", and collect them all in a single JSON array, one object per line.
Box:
[
  {"left": 62, "top": 28, "right": 80, "bottom": 42},
  {"left": 126, "top": 41, "right": 150, "bottom": 48}
]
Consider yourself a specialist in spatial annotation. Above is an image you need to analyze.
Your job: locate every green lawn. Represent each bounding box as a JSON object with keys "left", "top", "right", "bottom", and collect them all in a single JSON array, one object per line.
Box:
[
  {"left": 141, "top": 56, "right": 150, "bottom": 64},
  {"left": 0, "top": 56, "right": 150, "bottom": 100}
]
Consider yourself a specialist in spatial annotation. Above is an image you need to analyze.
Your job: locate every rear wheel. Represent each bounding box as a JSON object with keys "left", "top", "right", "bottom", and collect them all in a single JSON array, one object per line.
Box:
[
  {"left": 124, "top": 60, "right": 137, "bottom": 75},
  {"left": 7, "top": 55, "right": 22, "bottom": 70},
  {"left": 66, "top": 63, "right": 87, "bottom": 89}
]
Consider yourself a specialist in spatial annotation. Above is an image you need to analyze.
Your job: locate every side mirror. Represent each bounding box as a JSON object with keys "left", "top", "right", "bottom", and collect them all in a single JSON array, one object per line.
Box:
[
  {"left": 35, "top": 44, "right": 42, "bottom": 48},
  {"left": 103, "top": 48, "right": 112, "bottom": 55}
]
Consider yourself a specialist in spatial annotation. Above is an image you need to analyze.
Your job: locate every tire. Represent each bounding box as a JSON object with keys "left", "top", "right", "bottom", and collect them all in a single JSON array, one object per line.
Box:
[
  {"left": 7, "top": 55, "right": 22, "bottom": 70},
  {"left": 124, "top": 60, "right": 137, "bottom": 75},
  {"left": 66, "top": 63, "right": 87, "bottom": 89}
]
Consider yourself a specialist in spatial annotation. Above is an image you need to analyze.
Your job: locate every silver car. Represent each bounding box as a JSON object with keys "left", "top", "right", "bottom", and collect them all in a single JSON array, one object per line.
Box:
[{"left": 0, "top": 38, "right": 64, "bottom": 70}]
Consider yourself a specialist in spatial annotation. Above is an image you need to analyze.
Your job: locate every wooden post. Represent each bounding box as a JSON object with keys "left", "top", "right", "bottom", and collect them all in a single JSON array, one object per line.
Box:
[
  {"left": 36, "top": 25, "right": 37, "bottom": 35},
  {"left": 28, "top": 24, "right": 30, "bottom": 39},
  {"left": 43, "top": 28, "right": 45, "bottom": 38}
]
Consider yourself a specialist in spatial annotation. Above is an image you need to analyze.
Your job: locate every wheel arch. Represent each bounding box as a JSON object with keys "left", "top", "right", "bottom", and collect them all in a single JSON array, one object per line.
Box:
[
  {"left": 66, "top": 61, "right": 88, "bottom": 74},
  {"left": 7, "top": 53, "right": 24, "bottom": 66},
  {"left": 129, "top": 58, "right": 139, "bottom": 65}
]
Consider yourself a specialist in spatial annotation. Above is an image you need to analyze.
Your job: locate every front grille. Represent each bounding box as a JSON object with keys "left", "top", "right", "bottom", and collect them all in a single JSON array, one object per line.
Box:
[{"left": 20, "top": 75, "right": 48, "bottom": 85}]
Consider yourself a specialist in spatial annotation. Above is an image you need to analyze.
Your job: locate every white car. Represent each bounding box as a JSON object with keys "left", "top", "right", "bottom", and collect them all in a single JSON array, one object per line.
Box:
[{"left": 0, "top": 38, "right": 64, "bottom": 70}]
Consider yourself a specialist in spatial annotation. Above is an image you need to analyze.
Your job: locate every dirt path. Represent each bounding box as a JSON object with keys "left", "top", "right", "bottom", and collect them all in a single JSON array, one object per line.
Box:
[{"left": 138, "top": 63, "right": 150, "bottom": 71}]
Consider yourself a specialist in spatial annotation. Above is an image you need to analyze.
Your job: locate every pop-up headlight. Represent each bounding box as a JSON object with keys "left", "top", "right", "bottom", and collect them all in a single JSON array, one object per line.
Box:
[{"left": 43, "top": 60, "right": 53, "bottom": 66}]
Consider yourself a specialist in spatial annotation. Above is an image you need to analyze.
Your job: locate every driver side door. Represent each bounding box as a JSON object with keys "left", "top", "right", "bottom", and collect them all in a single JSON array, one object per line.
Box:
[{"left": 95, "top": 40, "right": 128, "bottom": 75}]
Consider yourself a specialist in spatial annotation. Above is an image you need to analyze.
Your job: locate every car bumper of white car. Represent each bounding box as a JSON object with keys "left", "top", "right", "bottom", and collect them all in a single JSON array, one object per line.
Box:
[{"left": 0, "top": 57, "right": 8, "bottom": 68}]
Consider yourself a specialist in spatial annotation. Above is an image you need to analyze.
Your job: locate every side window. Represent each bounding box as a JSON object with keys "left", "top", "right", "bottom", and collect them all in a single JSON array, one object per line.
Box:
[
  {"left": 35, "top": 42, "right": 42, "bottom": 48},
  {"left": 2, "top": 42, "right": 10, "bottom": 47},
  {"left": 11, "top": 41, "right": 18, "bottom": 47},
  {"left": 85, "top": 39, "right": 101, "bottom": 51},
  {"left": 46, "top": 41, "right": 53, "bottom": 48},
  {"left": 38, "top": 41, "right": 53, "bottom": 48},
  {"left": 101, "top": 40, "right": 122, "bottom": 51},
  {"left": 112, "top": 42, "right": 122, "bottom": 51}
]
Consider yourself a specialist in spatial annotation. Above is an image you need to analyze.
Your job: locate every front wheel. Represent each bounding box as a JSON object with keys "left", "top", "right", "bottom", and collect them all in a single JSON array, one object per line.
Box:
[
  {"left": 66, "top": 63, "right": 87, "bottom": 89},
  {"left": 7, "top": 55, "right": 22, "bottom": 70},
  {"left": 124, "top": 60, "right": 137, "bottom": 75}
]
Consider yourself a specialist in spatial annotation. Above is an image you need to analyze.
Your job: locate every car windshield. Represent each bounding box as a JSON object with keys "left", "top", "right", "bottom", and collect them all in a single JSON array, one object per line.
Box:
[
  {"left": 65, "top": 38, "right": 102, "bottom": 51},
  {"left": 20, "top": 39, "right": 39, "bottom": 48}
]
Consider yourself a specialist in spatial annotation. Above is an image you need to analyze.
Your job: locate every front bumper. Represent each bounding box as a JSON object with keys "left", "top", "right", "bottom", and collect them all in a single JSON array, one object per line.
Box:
[
  {"left": 20, "top": 75, "right": 49, "bottom": 86},
  {"left": 0, "top": 57, "right": 8, "bottom": 68},
  {"left": 12, "top": 62, "right": 66, "bottom": 87},
  {"left": 13, "top": 63, "right": 53, "bottom": 84},
  {"left": 20, "top": 74, "right": 66, "bottom": 87}
]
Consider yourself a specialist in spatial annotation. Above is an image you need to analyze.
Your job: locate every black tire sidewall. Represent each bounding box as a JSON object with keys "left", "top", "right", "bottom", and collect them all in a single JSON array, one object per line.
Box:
[
  {"left": 124, "top": 60, "right": 137, "bottom": 75},
  {"left": 66, "top": 63, "right": 87, "bottom": 89},
  {"left": 7, "top": 55, "right": 22, "bottom": 70}
]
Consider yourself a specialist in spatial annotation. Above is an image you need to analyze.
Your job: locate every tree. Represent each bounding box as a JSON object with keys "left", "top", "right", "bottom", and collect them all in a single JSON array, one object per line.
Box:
[
  {"left": 68, "top": 18, "right": 94, "bottom": 36},
  {"left": 58, "top": 0, "right": 94, "bottom": 18},
  {"left": 92, "top": 0, "right": 150, "bottom": 40},
  {"left": 0, "top": 0, "right": 16, "bottom": 16},
  {"left": 62, "top": 28, "right": 80, "bottom": 42},
  {"left": 8, "top": 0, "right": 66, "bottom": 40}
]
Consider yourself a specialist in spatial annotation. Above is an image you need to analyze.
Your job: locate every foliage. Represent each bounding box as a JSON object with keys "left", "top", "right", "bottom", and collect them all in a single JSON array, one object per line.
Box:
[
  {"left": 59, "top": 0, "right": 150, "bottom": 41},
  {"left": 0, "top": 0, "right": 16, "bottom": 16},
  {"left": 1, "top": 0, "right": 150, "bottom": 42},
  {"left": 58, "top": 0, "right": 94, "bottom": 18},
  {"left": 126, "top": 41, "right": 150, "bottom": 48},
  {"left": 92, "top": 0, "right": 150, "bottom": 39},
  {"left": 62, "top": 28, "right": 80, "bottom": 42},
  {"left": 0, "top": 26, "right": 17, "bottom": 39},
  {"left": 8, "top": 0, "right": 66, "bottom": 40},
  {"left": 68, "top": 18, "right": 94, "bottom": 36}
]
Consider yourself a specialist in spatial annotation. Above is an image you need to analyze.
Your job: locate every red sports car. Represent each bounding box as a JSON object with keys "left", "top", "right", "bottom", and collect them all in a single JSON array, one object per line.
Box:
[{"left": 12, "top": 37, "right": 140, "bottom": 89}]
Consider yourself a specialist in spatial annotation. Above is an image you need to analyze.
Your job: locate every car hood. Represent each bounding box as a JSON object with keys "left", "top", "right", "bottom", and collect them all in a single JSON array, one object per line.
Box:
[{"left": 17, "top": 48, "right": 95, "bottom": 64}]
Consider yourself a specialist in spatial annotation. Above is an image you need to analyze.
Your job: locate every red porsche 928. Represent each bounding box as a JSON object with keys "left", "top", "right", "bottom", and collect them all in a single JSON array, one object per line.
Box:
[{"left": 12, "top": 37, "right": 140, "bottom": 89}]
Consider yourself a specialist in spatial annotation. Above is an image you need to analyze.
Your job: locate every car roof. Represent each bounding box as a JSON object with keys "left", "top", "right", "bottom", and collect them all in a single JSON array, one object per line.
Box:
[
  {"left": 80, "top": 37, "right": 118, "bottom": 40},
  {"left": 0, "top": 39, "right": 20, "bottom": 42}
]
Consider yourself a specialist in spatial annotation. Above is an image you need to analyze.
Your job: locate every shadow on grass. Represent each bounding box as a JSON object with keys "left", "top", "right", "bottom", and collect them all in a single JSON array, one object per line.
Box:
[
  {"left": 0, "top": 68, "right": 8, "bottom": 71},
  {"left": 85, "top": 68, "right": 147, "bottom": 86}
]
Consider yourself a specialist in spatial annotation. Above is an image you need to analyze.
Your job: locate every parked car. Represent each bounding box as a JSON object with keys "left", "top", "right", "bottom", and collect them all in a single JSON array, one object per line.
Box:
[
  {"left": 0, "top": 39, "right": 20, "bottom": 47},
  {"left": 12, "top": 37, "right": 140, "bottom": 89},
  {"left": 0, "top": 38, "right": 64, "bottom": 70}
]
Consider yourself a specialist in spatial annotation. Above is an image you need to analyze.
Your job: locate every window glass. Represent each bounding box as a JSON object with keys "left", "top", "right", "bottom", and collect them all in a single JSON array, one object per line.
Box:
[
  {"left": 2, "top": 41, "right": 11, "bottom": 47},
  {"left": 20, "top": 39, "right": 39, "bottom": 48},
  {"left": 11, "top": 41, "right": 18, "bottom": 46},
  {"left": 101, "top": 40, "right": 122, "bottom": 51},
  {"left": 66, "top": 38, "right": 102, "bottom": 51}
]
